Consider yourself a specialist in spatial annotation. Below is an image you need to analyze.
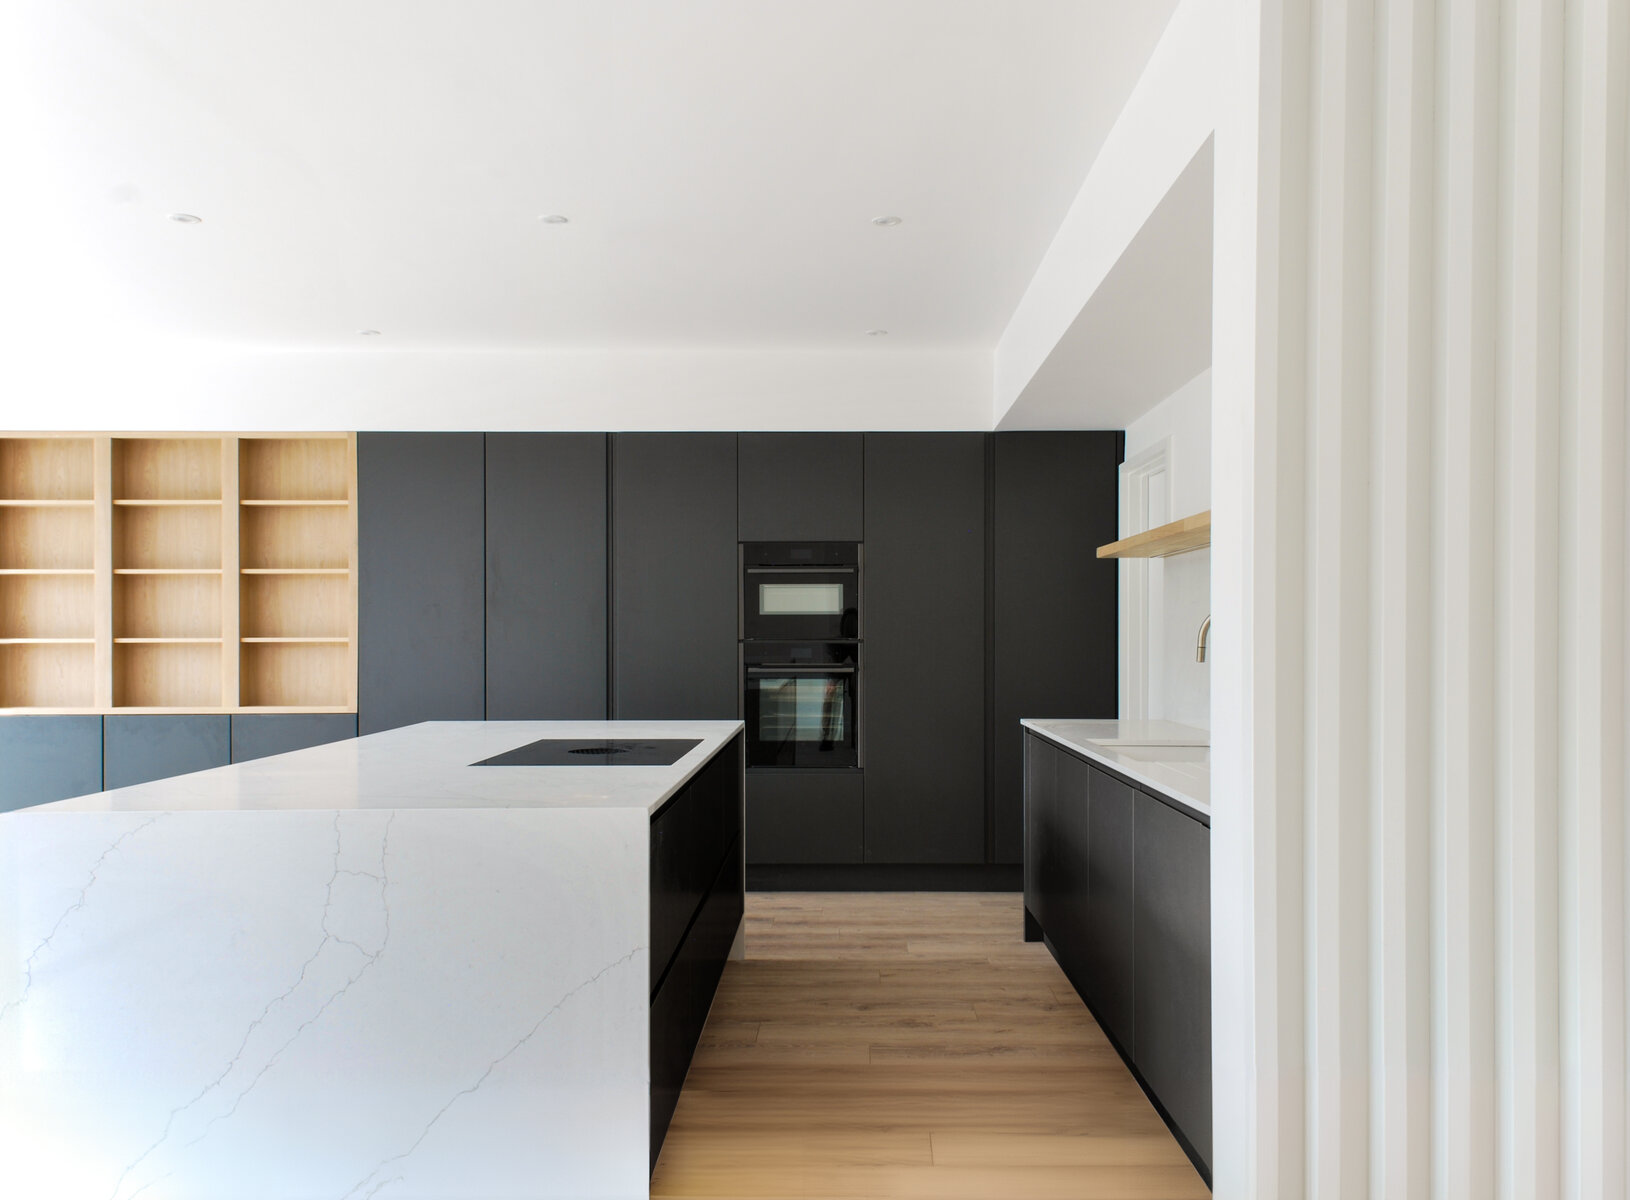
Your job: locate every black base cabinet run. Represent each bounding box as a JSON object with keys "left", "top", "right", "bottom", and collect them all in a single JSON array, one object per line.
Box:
[
  {"left": 1022, "top": 731, "right": 1212, "bottom": 1183},
  {"left": 649, "top": 735, "right": 745, "bottom": 1171}
]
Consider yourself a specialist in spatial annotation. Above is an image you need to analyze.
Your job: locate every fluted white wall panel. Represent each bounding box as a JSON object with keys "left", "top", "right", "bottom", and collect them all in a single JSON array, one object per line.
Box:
[{"left": 1212, "top": 0, "right": 1629, "bottom": 1197}]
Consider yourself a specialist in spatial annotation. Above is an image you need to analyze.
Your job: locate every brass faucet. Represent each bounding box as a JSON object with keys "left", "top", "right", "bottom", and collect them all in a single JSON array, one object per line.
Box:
[{"left": 1196, "top": 614, "right": 1211, "bottom": 663}]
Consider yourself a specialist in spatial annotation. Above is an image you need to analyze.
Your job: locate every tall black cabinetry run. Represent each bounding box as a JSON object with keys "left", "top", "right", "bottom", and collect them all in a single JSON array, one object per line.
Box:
[
  {"left": 610, "top": 434, "right": 739, "bottom": 720},
  {"left": 357, "top": 433, "right": 486, "bottom": 735},
  {"left": 737, "top": 434, "right": 867, "bottom": 865},
  {"left": 991, "top": 431, "right": 1122, "bottom": 862},
  {"left": 486, "top": 434, "right": 609, "bottom": 719},
  {"left": 862, "top": 433, "right": 986, "bottom": 863},
  {"left": 737, "top": 433, "right": 863, "bottom": 541}
]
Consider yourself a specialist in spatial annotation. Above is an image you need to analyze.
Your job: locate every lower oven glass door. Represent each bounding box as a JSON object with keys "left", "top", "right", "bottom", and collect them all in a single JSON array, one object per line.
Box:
[{"left": 744, "top": 665, "right": 857, "bottom": 768}]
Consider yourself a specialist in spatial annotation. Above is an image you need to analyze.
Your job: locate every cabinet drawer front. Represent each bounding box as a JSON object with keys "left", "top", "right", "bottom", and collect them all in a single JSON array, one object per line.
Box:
[{"left": 650, "top": 740, "right": 743, "bottom": 992}]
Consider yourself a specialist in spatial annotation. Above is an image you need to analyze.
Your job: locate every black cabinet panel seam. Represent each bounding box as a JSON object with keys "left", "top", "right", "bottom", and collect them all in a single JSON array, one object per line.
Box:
[
  {"left": 983, "top": 435, "right": 995, "bottom": 861},
  {"left": 482, "top": 434, "right": 488, "bottom": 721},
  {"left": 606, "top": 435, "right": 616, "bottom": 719}
]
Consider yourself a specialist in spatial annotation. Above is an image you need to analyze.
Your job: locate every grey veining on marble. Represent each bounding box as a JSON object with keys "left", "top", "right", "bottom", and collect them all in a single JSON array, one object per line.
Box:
[
  {"left": 1021, "top": 718, "right": 1210, "bottom": 817},
  {"left": 0, "top": 720, "right": 742, "bottom": 1199}
]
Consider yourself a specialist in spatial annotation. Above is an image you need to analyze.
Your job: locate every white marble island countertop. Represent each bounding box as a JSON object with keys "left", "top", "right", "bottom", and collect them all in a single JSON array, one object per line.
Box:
[
  {"left": 1, "top": 720, "right": 743, "bottom": 1200},
  {"left": 46, "top": 719, "right": 745, "bottom": 815},
  {"left": 1021, "top": 718, "right": 1210, "bottom": 818}
]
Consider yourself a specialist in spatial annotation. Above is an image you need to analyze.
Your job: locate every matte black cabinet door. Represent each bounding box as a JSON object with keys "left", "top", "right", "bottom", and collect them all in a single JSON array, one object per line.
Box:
[
  {"left": 1021, "top": 734, "right": 1058, "bottom": 931},
  {"left": 1050, "top": 749, "right": 1094, "bottom": 967},
  {"left": 104, "top": 716, "right": 229, "bottom": 790},
  {"left": 1085, "top": 764, "right": 1137, "bottom": 1048},
  {"left": 357, "top": 433, "right": 486, "bottom": 735},
  {"left": 737, "top": 433, "right": 864, "bottom": 541},
  {"left": 1134, "top": 795, "right": 1212, "bottom": 1170},
  {"left": 746, "top": 772, "right": 864, "bottom": 864},
  {"left": 991, "top": 431, "right": 1122, "bottom": 862},
  {"left": 0, "top": 716, "right": 102, "bottom": 810},
  {"left": 862, "top": 433, "right": 986, "bottom": 862},
  {"left": 610, "top": 434, "right": 738, "bottom": 719},
  {"left": 231, "top": 714, "right": 358, "bottom": 763},
  {"left": 486, "top": 434, "right": 608, "bottom": 719}
]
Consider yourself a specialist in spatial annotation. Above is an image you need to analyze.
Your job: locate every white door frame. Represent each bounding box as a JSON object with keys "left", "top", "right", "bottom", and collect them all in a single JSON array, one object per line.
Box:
[{"left": 1117, "top": 438, "right": 1172, "bottom": 720}]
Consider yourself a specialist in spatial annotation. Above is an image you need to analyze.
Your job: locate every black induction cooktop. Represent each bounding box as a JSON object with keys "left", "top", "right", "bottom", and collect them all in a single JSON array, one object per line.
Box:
[{"left": 472, "top": 738, "right": 702, "bottom": 767}]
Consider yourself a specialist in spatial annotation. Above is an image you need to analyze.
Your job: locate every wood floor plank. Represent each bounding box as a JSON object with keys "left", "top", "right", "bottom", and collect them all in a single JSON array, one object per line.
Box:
[{"left": 650, "top": 892, "right": 1209, "bottom": 1199}]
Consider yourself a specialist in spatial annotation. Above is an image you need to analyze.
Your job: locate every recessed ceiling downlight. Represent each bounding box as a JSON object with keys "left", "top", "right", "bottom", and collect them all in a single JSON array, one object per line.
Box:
[
  {"left": 871, "top": 215, "right": 902, "bottom": 227},
  {"left": 358, "top": 329, "right": 382, "bottom": 336},
  {"left": 538, "top": 214, "right": 570, "bottom": 224},
  {"left": 168, "top": 213, "right": 202, "bottom": 224}
]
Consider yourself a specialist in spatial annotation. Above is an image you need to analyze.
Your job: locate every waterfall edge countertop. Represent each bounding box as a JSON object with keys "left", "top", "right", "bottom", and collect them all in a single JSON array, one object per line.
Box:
[
  {"left": 0, "top": 720, "right": 744, "bottom": 1200},
  {"left": 1020, "top": 718, "right": 1210, "bottom": 818}
]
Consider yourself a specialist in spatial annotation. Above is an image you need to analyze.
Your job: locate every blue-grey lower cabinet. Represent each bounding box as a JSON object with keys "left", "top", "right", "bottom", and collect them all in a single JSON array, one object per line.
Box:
[
  {"left": 1022, "top": 731, "right": 1211, "bottom": 1183},
  {"left": 103, "top": 716, "right": 230, "bottom": 791},
  {"left": 0, "top": 716, "right": 102, "bottom": 811},
  {"left": 231, "top": 714, "right": 358, "bottom": 763},
  {"left": 648, "top": 735, "right": 744, "bottom": 1171}
]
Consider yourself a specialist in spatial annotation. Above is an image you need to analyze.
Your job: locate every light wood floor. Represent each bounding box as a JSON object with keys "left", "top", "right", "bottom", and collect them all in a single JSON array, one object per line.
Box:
[{"left": 650, "top": 892, "right": 1210, "bottom": 1200}]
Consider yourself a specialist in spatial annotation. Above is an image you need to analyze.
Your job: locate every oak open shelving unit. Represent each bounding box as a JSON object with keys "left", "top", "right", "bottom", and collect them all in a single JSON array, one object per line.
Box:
[{"left": 0, "top": 433, "right": 356, "bottom": 714}]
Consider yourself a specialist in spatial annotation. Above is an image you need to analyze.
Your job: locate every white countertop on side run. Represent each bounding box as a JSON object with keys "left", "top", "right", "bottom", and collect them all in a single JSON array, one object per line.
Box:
[
  {"left": 1020, "top": 718, "right": 1210, "bottom": 818},
  {"left": 40, "top": 719, "right": 745, "bottom": 815}
]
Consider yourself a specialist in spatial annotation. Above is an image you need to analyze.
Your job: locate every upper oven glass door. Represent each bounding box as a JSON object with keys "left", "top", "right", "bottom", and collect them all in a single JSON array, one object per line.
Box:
[
  {"left": 744, "top": 664, "right": 858, "bottom": 768},
  {"left": 743, "top": 567, "right": 858, "bottom": 641}
]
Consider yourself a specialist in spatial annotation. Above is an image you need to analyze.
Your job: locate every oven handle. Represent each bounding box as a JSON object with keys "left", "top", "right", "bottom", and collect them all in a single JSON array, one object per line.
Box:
[
  {"left": 745, "top": 665, "right": 856, "bottom": 675},
  {"left": 744, "top": 567, "right": 857, "bottom": 575}
]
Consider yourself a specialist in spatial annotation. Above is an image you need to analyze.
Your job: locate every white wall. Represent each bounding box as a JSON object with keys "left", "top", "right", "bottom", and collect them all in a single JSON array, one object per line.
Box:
[
  {"left": 0, "top": 341, "right": 993, "bottom": 432},
  {"left": 1211, "top": 0, "right": 1629, "bottom": 1197},
  {"left": 1122, "top": 367, "right": 1212, "bottom": 729}
]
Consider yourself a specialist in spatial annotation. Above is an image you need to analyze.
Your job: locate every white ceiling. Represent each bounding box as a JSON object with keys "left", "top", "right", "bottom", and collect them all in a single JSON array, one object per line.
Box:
[{"left": 9, "top": 0, "right": 1182, "bottom": 350}]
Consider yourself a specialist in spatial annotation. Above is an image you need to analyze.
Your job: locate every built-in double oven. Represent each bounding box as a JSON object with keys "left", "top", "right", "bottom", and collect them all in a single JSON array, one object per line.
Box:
[{"left": 740, "top": 542, "right": 860, "bottom": 769}]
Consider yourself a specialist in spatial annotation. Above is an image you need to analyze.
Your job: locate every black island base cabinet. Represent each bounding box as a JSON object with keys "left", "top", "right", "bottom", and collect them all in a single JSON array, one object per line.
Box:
[
  {"left": 648, "top": 734, "right": 745, "bottom": 1171},
  {"left": 1022, "top": 730, "right": 1212, "bottom": 1183}
]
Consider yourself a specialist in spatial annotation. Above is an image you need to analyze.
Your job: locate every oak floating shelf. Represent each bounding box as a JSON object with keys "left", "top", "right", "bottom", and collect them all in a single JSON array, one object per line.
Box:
[
  {"left": 1097, "top": 510, "right": 1212, "bottom": 559},
  {"left": 0, "top": 432, "right": 357, "bottom": 714}
]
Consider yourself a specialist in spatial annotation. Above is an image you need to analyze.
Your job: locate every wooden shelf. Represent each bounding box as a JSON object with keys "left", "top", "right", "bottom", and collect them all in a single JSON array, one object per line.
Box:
[
  {"left": 113, "top": 498, "right": 223, "bottom": 507},
  {"left": 241, "top": 636, "right": 349, "bottom": 644},
  {"left": 240, "top": 499, "right": 349, "bottom": 507},
  {"left": 2, "top": 432, "right": 357, "bottom": 713},
  {"left": 240, "top": 567, "right": 349, "bottom": 575},
  {"left": 1097, "top": 510, "right": 1212, "bottom": 559}
]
